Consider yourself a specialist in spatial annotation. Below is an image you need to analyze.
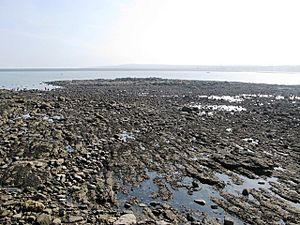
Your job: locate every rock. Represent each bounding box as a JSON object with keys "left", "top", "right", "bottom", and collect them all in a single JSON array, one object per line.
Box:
[
  {"left": 52, "top": 218, "right": 62, "bottom": 225},
  {"left": 0, "top": 209, "right": 12, "bottom": 217},
  {"left": 23, "top": 200, "right": 45, "bottom": 212},
  {"left": 114, "top": 214, "right": 136, "bottom": 225},
  {"left": 164, "top": 209, "right": 177, "bottom": 221},
  {"left": 181, "top": 106, "right": 193, "bottom": 113},
  {"left": 36, "top": 213, "right": 51, "bottom": 225},
  {"left": 192, "top": 180, "right": 199, "bottom": 188},
  {"left": 224, "top": 216, "right": 234, "bottom": 225},
  {"left": 97, "top": 214, "right": 117, "bottom": 223},
  {"left": 58, "top": 209, "right": 65, "bottom": 217},
  {"left": 124, "top": 202, "right": 131, "bottom": 209},
  {"left": 67, "top": 215, "right": 84, "bottom": 223},
  {"left": 194, "top": 199, "right": 206, "bottom": 205},
  {"left": 186, "top": 213, "right": 195, "bottom": 221},
  {"left": 40, "top": 102, "right": 52, "bottom": 109},
  {"left": 43, "top": 208, "right": 52, "bottom": 214},
  {"left": 150, "top": 201, "right": 160, "bottom": 207},
  {"left": 242, "top": 189, "right": 249, "bottom": 196},
  {"left": 211, "top": 204, "right": 218, "bottom": 209},
  {"left": 56, "top": 158, "right": 64, "bottom": 165},
  {"left": 57, "top": 96, "right": 66, "bottom": 102},
  {"left": 138, "top": 203, "right": 147, "bottom": 207},
  {"left": 156, "top": 221, "right": 171, "bottom": 225},
  {"left": 12, "top": 213, "right": 22, "bottom": 219}
]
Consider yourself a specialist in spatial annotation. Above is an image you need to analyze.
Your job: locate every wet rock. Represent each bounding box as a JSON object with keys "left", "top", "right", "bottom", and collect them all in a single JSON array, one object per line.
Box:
[
  {"left": 164, "top": 209, "right": 178, "bottom": 222},
  {"left": 194, "top": 199, "right": 206, "bottom": 205},
  {"left": 211, "top": 204, "right": 218, "bottom": 209},
  {"left": 224, "top": 217, "right": 234, "bottom": 225},
  {"left": 181, "top": 106, "right": 193, "bottom": 113},
  {"left": 150, "top": 201, "right": 160, "bottom": 207},
  {"left": 124, "top": 202, "right": 132, "bottom": 209},
  {"left": 242, "top": 189, "right": 249, "bottom": 196},
  {"left": 192, "top": 180, "right": 199, "bottom": 188},
  {"left": 186, "top": 213, "right": 195, "bottom": 221},
  {"left": 139, "top": 203, "right": 147, "bottom": 207}
]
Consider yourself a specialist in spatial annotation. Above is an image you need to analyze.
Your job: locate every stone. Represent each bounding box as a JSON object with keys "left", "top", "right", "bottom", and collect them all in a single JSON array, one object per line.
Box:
[
  {"left": 0, "top": 209, "right": 12, "bottom": 217},
  {"left": 138, "top": 203, "right": 147, "bottom": 207},
  {"left": 67, "top": 215, "right": 84, "bottom": 223},
  {"left": 52, "top": 218, "right": 62, "bottom": 225},
  {"left": 211, "top": 204, "right": 218, "bottom": 209},
  {"left": 194, "top": 199, "right": 206, "bottom": 205},
  {"left": 181, "top": 106, "right": 193, "bottom": 113},
  {"left": 12, "top": 213, "right": 22, "bottom": 219},
  {"left": 164, "top": 210, "right": 177, "bottom": 221},
  {"left": 242, "top": 189, "right": 249, "bottom": 196},
  {"left": 23, "top": 200, "right": 45, "bottom": 212},
  {"left": 36, "top": 213, "right": 51, "bottom": 225},
  {"left": 156, "top": 221, "right": 171, "bottom": 225},
  {"left": 40, "top": 103, "right": 52, "bottom": 109},
  {"left": 114, "top": 214, "right": 136, "bottom": 225},
  {"left": 150, "top": 201, "right": 160, "bottom": 207},
  {"left": 224, "top": 216, "right": 234, "bottom": 225},
  {"left": 192, "top": 180, "right": 199, "bottom": 188},
  {"left": 124, "top": 203, "right": 131, "bottom": 209}
]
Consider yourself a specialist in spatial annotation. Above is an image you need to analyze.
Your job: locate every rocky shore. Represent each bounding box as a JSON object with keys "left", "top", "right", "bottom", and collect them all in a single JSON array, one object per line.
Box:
[{"left": 0, "top": 78, "right": 299, "bottom": 225}]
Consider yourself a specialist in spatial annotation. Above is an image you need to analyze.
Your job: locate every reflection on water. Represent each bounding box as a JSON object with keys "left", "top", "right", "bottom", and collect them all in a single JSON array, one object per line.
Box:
[
  {"left": 117, "top": 170, "right": 244, "bottom": 224},
  {"left": 215, "top": 172, "right": 300, "bottom": 209}
]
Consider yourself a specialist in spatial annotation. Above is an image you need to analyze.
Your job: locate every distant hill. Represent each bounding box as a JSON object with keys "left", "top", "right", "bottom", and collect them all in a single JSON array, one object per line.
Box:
[{"left": 1, "top": 65, "right": 300, "bottom": 72}]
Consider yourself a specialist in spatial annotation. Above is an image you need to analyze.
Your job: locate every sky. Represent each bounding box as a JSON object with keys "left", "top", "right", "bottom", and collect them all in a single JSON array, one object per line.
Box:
[{"left": 0, "top": 0, "right": 300, "bottom": 68}]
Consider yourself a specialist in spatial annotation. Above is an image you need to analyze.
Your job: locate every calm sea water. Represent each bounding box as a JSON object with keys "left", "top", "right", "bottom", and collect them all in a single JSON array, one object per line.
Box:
[{"left": 0, "top": 70, "right": 300, "bottom": 90}]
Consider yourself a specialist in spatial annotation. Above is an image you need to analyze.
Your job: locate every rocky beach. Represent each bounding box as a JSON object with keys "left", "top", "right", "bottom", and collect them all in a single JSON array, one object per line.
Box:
[{"left": 0, "top": 78, "right": 299, "bottom": 225}]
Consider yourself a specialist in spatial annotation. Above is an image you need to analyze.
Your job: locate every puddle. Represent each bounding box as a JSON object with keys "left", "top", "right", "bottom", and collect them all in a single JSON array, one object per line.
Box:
[
  {"left": 289, "top": 95, "right": 300, "bottom": 100},
  {"left": 208, "top": 95, "right": 244, "bottom": 103},
  {"left": 43, "top": 115, "right": 54, "bottom": 123},
  {"left": 119, "top": 131, "right": 135, "bottom": 142},
  {"left": 275, "top": 95, "right": 285, "bottom": 100},
  {"left": 215, "top": 172, "right": 300, "bottom": 209},
  {"left": 215, "top": 172, "right": 276, "bottom": 194},
  {"left": 65, "top": 145, "right": 75, "bottom": 153},
  {"left": 192, "top": 104, "right": 246, "bottom": 112},
  {"left": 117, "top": 170, "right": 244, "bottom": 224},
  {"left": 198, "top": 95, "right": 244, "bottom": 103},
  {"left": 242, "top": 138, "right": 259, "bottom": 145}
]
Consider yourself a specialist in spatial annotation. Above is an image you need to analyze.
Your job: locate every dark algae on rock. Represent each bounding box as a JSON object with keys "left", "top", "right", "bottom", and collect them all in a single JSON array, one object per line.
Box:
[{"left": 0, "top": 78, "right": 300, "bottom": 224}]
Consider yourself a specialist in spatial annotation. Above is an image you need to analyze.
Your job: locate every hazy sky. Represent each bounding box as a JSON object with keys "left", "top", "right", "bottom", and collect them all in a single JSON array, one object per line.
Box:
[{"left": 0, "top": 0, "right": 300, "bottom": 67}]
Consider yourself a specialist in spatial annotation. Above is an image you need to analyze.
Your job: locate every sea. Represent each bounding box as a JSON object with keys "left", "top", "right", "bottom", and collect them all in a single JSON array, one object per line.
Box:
[{"left": 0, "top": 70, "right": 300, "bottom": 90}]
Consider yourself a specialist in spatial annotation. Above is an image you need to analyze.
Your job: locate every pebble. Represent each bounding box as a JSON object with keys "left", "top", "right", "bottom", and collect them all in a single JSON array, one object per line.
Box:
[
  {"left": 114, "top": 214, "right": 136, "bottom": 225},
  {"left": 194, "top": 199, "right": 206, "bottom": 206},
  {"left": 36, "top": 213, "right": 51, "bottom": 225},
  {"left": 242, "top": 188, "right": 249, "bottom": 196}
]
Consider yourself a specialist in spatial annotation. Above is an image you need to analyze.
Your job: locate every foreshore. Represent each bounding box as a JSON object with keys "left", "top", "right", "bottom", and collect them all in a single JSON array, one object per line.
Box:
[{"left": 0, "top": 78, "right": 299, "bottom": 225}]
